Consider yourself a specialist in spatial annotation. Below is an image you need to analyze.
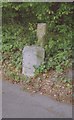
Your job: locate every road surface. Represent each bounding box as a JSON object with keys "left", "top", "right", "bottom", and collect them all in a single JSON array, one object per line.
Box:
[{"left": 2, "top": 80, "right": 72, "bottom": 118}]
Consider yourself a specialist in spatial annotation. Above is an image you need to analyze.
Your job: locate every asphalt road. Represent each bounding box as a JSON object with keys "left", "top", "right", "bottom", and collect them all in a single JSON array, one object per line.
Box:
[{"left": 2, "top": 80, "right": 72, "bottom": 118}]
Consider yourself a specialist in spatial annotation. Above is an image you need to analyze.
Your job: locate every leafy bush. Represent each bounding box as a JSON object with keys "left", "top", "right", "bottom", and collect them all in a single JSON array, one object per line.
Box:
[{"left": 2, "top": 2, "right": 73, "bottom": 80}]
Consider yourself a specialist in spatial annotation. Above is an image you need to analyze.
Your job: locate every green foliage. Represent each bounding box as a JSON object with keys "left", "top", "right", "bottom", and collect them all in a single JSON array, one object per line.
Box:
[
  {"left": 2, "top": 2, "right": 73, "bottom": 81},
  {"left": 34, "top": 63, "right": 46, "bottom": 76}
]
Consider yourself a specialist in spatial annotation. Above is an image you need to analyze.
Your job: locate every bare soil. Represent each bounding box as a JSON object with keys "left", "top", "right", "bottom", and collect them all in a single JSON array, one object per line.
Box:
[{"left": 2, "top": 68, "right": 72, "bottom": 104}]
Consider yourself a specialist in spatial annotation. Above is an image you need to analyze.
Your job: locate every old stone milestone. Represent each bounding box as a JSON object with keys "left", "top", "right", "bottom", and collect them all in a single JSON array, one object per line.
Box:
[
  {"left": 22, "top": 46, "right": 45, "bottom": 77},
  {"left": 22, "top": 23, "right": 47, "bottom": 77}
]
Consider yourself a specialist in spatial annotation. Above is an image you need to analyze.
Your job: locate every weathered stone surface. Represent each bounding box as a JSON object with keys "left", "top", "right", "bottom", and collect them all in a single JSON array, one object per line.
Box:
[
  {"left": 37, "top": 23, "right": 47, "bottom": 47},
  {"left": 22, "top": 45, "right": 45, "bottom": 77}
]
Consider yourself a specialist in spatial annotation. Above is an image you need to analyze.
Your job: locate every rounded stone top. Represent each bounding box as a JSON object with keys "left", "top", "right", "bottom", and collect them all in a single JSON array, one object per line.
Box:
[{"left": 22, "top": 45, "right": 44, "bottom": 53}]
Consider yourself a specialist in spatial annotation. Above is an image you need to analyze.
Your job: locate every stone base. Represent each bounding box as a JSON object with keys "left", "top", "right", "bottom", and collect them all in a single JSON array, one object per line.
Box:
[{"left": 22, "top": 45, "right": 45, "bottom": 77}]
